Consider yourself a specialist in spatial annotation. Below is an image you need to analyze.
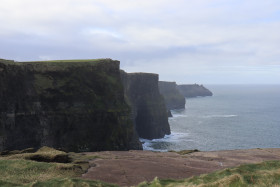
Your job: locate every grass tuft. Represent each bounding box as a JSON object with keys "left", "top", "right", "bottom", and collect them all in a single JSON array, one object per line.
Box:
[
  {"left": 0, "top": 147, "right": 112, "bottom": 186},
  {"left": 138, "top": 160, "right": 280, "bottom": 187},
  {"left": 6, "top": 146, "right": 71, "bottom": 163}
]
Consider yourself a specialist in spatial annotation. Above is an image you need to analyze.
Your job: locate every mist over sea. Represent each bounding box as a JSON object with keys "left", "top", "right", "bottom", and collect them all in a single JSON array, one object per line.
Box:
[{"left": 141, "top": 85, "right": 280, "bottom": 152}]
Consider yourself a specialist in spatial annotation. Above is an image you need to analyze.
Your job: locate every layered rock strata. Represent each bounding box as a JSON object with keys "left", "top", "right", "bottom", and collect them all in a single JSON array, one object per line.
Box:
[
  {"left": 0, "top": 59, "right": 142, "bottom": 152},
  {"left": 121, "top": 72, "right": 170, "bottom": 139}
]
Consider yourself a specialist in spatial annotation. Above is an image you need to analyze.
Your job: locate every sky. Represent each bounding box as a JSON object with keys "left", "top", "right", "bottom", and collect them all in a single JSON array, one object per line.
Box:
[{"left": 1, "top": 0, "right": 280, "bottom": 84}]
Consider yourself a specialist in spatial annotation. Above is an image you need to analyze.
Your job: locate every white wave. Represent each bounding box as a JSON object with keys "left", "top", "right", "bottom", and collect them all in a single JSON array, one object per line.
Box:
[
  {"left": 203, "top": 114, "right": 237, "bottom": 118},
  {"left": 171, "top": 114, "right": 187, "bottom": 118},
  {"left": 170, "top": 111, "right": 187, "bottom": 118},
  {"left": 140, "top": 132, "right": 190, "bottom": 152},
  {"left": 170, "top": 109, "right": 186, "bottom": 118},
  {"left": 141, "top": 141, "right": 159, "bottom": 151},
  {"left": 140, "top": 132, "right": 189, "bottom": 142},
  {"left": 163, "top": 132, "right": 190, "bottom": 142}
]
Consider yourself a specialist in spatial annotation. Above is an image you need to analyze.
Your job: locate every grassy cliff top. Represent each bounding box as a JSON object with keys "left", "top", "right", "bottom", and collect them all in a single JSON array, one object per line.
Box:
[
  {"left": 1, "top": 58, "right": 118, "bottom": 65},
  {"left": 22, "top": 58, "right": 108, "bottom": 63},
  {"left": 21, "top": 58, "right": 118, "bottom": 66},
  {"left": 0, "top": 58, "right": 15, "bottom": 64},
  {"left": 0, "top": 58, "right": 120, "bottom": 72}
]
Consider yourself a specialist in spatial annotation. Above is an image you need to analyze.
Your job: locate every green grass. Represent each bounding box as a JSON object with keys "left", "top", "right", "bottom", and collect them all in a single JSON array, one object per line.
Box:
[
  {"left": 0, "top": 58, "right": 14, "bottom": 64},
  {"left": 138, "top": 160, "right": 280, "bottom": 187},
  {"left": 28, "top": 178, "right": 118, "bottom": 187},
  {"left": 0, "top": 147, "right": 114, "bottom": 187},
  {"left": 1, "top": 58, "right": 107, "bottom": 67},
  {"left": 2, "top": 147, "right": 280, "bottom": 187},
  {"left": 1, "top": 58, "right": 119, "bottom": 73},
  {"left": 20, "top": 59, "right": 111, "bottom": 68},
  {"left": 6, "top": 146, "right": 70, "bottom": 163},
  {"left": 0, "top": 159, "right": 75, "bottom": 184},
  {"left": 22, "top": 59, "right": 104, "bottom": 63}
]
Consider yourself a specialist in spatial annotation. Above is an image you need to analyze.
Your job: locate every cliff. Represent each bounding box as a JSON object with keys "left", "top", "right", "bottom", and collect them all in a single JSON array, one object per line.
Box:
[
  {"left": 177, "top": 84, "right": 213, "bottom": 98},
  {"left": 0, "top": 59, "right": 142, "bottom": 152},
  {"left": 121, "top": 72, "right": 170, "bottom": 140},
  {"left": 158, "top": 81, "right": 185, "bottom": 110}
]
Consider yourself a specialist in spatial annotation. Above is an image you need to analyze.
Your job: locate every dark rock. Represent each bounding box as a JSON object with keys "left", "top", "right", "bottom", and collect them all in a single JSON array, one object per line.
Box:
[
  {"left": 158, "top": 81, "right": 185, "bottom": 110},
  {"left": 177, "top": 84, "right": 213, "bottom": 98},
  {"left": 121, "top": 71, "right": 170, "bottom": 140},
  {"left": 167, "top": 110, "right": 173, "bottom": 117},
  {"left": 0, "top": 147, "right": 34, "bottom": 156},
  {"left": 0, "top": 59, "right": 141, "bottom": 152},
  {"left": 27, "top": 153, "right": 71, "bottom": 163}
]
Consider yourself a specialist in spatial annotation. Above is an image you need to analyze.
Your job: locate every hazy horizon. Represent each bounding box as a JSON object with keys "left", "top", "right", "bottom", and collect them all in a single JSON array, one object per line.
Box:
[{"left": 1, "top": 0, "right": 280, "bottom": 84}]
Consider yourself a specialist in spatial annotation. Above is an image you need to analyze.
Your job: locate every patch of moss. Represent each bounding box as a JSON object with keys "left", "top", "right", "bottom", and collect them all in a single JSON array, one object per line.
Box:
[{"left": 6, "top": 146, "right": 71, "bottom": 163}]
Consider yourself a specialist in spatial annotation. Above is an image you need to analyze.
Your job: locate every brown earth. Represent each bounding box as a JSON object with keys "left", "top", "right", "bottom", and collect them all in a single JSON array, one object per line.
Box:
[{"left": 81, "top": 148, "right": 280, "bottom": 186}]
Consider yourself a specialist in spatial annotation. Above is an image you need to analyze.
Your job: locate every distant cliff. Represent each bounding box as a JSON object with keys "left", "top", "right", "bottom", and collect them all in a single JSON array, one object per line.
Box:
[
  {"left": 121, "top": 72, "right": 170, "bottom": 140},
  {"left": 177, "top": 84, "right": 213, "bottom": 98},
  {"left": 0, "top": 59, "right": 142, "bottom": 152},
  {"left": 158, "top": 81, "right": 185, "bottom": 110}
]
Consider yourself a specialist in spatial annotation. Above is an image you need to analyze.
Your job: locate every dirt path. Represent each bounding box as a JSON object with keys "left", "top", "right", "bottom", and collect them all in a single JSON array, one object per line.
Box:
[{"left": 81, "top": 148, "right": 280, "bottom": 186}]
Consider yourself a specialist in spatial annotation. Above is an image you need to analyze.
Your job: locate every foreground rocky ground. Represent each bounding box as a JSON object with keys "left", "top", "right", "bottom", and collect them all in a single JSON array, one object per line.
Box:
[
  {"left": 1, "top": 147, "right": 280, "bottom": 186},
  {"left": 82, "top": 148, "right": 280, "bottom": 186}
]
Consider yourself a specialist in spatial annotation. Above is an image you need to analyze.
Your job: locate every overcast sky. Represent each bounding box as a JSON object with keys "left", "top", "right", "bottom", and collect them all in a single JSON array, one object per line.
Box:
[{"left": 1, "top": 0, "right": 280, "bottom": 84}]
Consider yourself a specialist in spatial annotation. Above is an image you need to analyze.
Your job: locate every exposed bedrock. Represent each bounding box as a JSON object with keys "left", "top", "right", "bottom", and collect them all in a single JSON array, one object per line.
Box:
[
  {"left": 158, "top": 81, "right": 185, "bottom": 110},
  {"left": 177, "top": 84, "right": 213, "bottom": 98},
  {"left": 0, "top": 59, "right": 142, "bottom": 152},
  {"left": 121, "top": 72, "right": 171, "bottom": 140}
]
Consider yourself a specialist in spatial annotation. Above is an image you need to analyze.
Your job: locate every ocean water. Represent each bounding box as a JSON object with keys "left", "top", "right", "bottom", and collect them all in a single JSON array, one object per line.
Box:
[{"left": 141, "top": 85, "right": 280, "bottom": 152}]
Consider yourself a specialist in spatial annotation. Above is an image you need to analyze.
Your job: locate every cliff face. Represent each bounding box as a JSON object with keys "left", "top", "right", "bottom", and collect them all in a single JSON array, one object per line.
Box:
[
  {"left": 177, "top": 84, "right": 213, "bottom": 98},
  {"left": 0, "top": 59, "right": 142, "bottom": 152},
  {"left": 158, "top": 81, "right": 185, "bottom": 110},
  {"left": 121, "top": 72, "right": 170, "bottom": 140}
]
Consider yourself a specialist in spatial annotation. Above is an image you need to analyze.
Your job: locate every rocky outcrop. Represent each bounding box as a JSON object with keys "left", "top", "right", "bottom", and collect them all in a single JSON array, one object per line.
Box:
[
  {"left": 158, "top": 81, "right": 185, "bottom": 110},
  {"left": 121, "top": 72, "right": 170, "bottom": 140},
  {"left": 177, "top": 84, "right": 213, "bottom": 98},
  {"left": 0, "top": 59, "right": 142, "bottom": 152}
]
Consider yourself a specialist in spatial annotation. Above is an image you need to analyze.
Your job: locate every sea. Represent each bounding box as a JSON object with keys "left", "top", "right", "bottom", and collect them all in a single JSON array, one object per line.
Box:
[{"left": 141, "top": 85, "right": 280, "bottom": 152}]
